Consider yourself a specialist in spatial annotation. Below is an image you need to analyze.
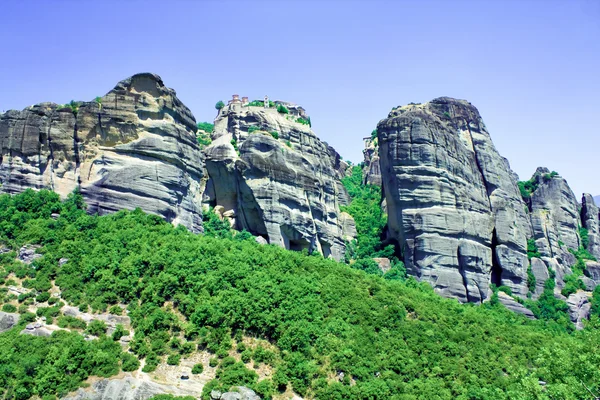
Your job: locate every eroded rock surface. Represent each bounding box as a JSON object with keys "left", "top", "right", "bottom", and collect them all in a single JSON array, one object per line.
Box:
[
  {"left": 582, "top": 193, "right": 600, "bottom": 259},
  {"left": 63, "top": 376, "right": 202, "bottom": 400},
  {"left": 362, "top": 136, "right": 381, "bottom": 186},
  {"left": 0, "top": 73, "right": 205, "bottom": 232},
  {"left": 0, "top": 311, "right": 19, "bottom": 333},
  {"left": 566, "top": 291, "right": 592, "bottom": 330},
  {"left": 203, "top": 101, "right": 354, "bottom": 260},
  {"left": 528, "top": 168, "right": 579, "bottom": 280},
  {"left": 378, "top": 97, "right": 531, "bottom": 302},
  {"left": 497, "top": 292, "right": 536, "bottom": 320}
]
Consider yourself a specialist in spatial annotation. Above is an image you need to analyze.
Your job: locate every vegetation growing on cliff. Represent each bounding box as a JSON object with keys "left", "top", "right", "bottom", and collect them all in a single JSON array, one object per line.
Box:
[{"left": 0, "top": 190, "right": 600, "bottom": 399}]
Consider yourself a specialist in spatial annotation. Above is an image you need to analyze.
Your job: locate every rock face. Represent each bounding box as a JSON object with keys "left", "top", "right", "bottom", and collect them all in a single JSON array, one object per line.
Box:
[
  {"left": 497, "top": 292, "right": 536, "bottom": 319},
  {"left": 362, "top": 136, "right": 381, "bottom": 186},
  {"left": 203, "top": 100, "right": 355, "bottom": 260},
  {"left": 581, "top": 193, "right": 600, "bottom": 259},
  {"left": 528, "top": 168, "right": 579, "bottom": 281},
  {"left": 377, "top": 97, "right": 532, "bottom": 302},
  {"left": 0, "top": 73, "right": 205, "bottom": 232},
  {"left": 566, "top": 291, "right": 592, "bottom": 330},
  {"left": 63, "top": 376, "right": 202, "bottom": 400}
]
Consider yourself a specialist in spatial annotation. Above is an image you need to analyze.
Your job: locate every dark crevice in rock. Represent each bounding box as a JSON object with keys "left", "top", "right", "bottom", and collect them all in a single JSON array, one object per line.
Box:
[
  {"left": 490, "top": 229, "right": 503, "bottom": 286},
  {"left": 457, "top": 246, "right": 471, "bottom": 303}
]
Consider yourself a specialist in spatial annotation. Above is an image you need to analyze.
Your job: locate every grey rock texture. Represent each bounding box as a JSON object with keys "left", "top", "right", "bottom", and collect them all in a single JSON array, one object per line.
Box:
[
  {"left": 0, "top": 73, "right": 205, "bottom": 232},
  {"left": 378, "top": 97, "right": 531, "bottom": 303},
  {"left": 62, "top": 376, "right": 202, "bottom": 400},
  {"left": 566, "top": 291, "right": 592, "bottom": 330},
  {"left": 203, "top": 101, "right": 354, "bottom": 260},
  {"left": 528, "top": 168, "right": 580, "bottom": 278},
  {"left": 581, "top": 193, "right": 600, "bottom": 259},
  {"left": 530, "top": 257, "right": 549, "bottom": 300},
  {"left": 0, "top": 311, "right": 19, "bottom": 333},
  {"left": 362, "top": 136, "right": 381, "bottom": 186},
  {"left": 212, "top": 387, "right": 260, "bottom": 400},
  {"left": 497, "top": 292, "right": 536, "bottom": 319},
  {"left": 18, "top": 244, "right": 42, "bottom": 264}
]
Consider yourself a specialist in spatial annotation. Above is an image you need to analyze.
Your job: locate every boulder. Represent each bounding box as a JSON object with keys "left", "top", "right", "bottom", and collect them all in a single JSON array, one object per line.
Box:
[
  {"left": 373, "top": 257, "right": 392, "bottom": 274},
  {"left": 0, "top": 311, "right": 19, "bottom": 333},
  {"left": 566, "top": 291, "right": 592, "bottom": 330},
  {"left": 0, "top": 73, "right": 205, "bottom": 233},
  {"left": 18, "top": 245, "right": 41, "bottom": 264},
  {"left": 378, "top": 98, "right": 531, "bottom": 303},
  {"left": 203, "top": 101, "right": 355, "bottom": 260},
  {"left": 497, "top": 292, "right": 536, "bottom": 319}
]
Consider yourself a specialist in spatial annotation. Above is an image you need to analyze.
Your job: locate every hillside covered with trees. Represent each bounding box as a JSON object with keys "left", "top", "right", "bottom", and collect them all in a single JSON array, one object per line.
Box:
[{"left": 0, "top": 189, "right": 599, "bottom": 399}]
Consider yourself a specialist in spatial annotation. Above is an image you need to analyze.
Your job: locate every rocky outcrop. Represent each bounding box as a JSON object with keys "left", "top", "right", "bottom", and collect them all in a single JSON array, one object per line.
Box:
[
  {"left": 0, "top": 311, "right": 19, "bottom": 333},
  {"left": 0, "top": 73, "right": 205, "bottom": 232},
  {"left": 203, "top": 101, "right": 354, "bottom": 260},
  {"left": 581, "top": 193, "right": 600, "bottom": 259},
  {"left": 497, "top": 292, "right": 536, "bottom": 319},
  {"left": 528, "top": 168, "right": 579, "bottom": 281},
  {"left": 566, "top": 291, "right": 592, "bottom": 330},
  {"left": 377, "top": 97, "right": 532, "bottom": 303},
  {"left": 211, "top": 387, "right": 261, "bottom": 400},
  {"left": 63, "top": 376, "right": 202, "bottom": 400},
  {"left": 530, "top": 257, "right": 549, "bottom": 300},
  {"left": 362, "top": 136, "right": 381, "bottom": 186}
]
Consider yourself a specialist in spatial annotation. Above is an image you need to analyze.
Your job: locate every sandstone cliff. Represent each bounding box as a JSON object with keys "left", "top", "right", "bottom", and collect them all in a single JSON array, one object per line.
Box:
[
  {"left": 202, "top": 100, "right": 355, "bottom": 260},
  {"left": 0, "top": 73, "right": 205, "bottom": 232},
  {"left": 377, "top": 97, "right": 532, "bottom": 302},
  {"left": 361, "top": 136, "right": 382, "bottom": 186}
]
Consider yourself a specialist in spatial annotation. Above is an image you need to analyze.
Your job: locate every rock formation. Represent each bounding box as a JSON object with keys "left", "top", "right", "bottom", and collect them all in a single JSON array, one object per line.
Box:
[
  {"left": 0, "top": 73, "right": 205, "bottom": 232},
  {"left": 527, "top": 168, "right": 579, "bottom": 284},
  {"left": 63, "top": 376, "right": 203, "bottom": 400},
  {"left": 582, "top": 193, "right": 600, "bottom": 260},
  {"left": 377, "top": 97, "right": 532, "bottom": 302},
  {"left": 202, "top": 99, "right": 355, "bottom": 260},
  {"left": 362, "top": 136, "right": 382, "bottom": 186}
]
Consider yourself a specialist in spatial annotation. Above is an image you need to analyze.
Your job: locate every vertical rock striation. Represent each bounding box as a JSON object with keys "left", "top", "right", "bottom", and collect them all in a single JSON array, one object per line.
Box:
[
  {"left": 203, "top": 100, "right": 355, "bottom": 260},
  {"left": 0, "top": 73, "right": 205, "bottom": 232},
  {"left": 377, "top": 97, "right": 531, "bottom": 302}
]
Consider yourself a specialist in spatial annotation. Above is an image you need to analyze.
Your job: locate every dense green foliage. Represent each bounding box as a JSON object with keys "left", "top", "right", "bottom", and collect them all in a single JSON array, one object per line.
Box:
[
  {"left": 0, "top": 328, "right": 124, "bottom": 399},
  {"left": 215, "top": 101, "right": 225, "bottom": 110},
  {"left": 296, "top": 117, "right": 310, "bottom": 125},
  {"left": 276, "top": 104, "right": 288, "bottom": 114},
  {"left": 270, "top": 131, "right": 279, "bottom": 139},
  {"left": 518, "top": 179, "right": 539, "bottom": 200},
  {"left": 340, "top": 166, "right": 405, "bottom": 279},
  {"left": 0, "top": 190, "right": 600, "bottom": 399},
  {"left": 197, "top": 122, "right": 214, "bottom": 133}
]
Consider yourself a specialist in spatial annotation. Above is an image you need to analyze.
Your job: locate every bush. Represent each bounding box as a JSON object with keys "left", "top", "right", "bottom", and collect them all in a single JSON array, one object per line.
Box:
[
  {"left": 86, "top": 320, "right": 107, "bottom": 336},
  {"left": 2, "top": 303, "right": 16, "bottom": 313},
  {"left": 166, "top": 354, "right": 181, "bottom": 365},
  {"left": 112, "top": 324, "right": 129, "bottom": 340},
  {"left": 215, "top": 101, "right": 225, "bottom": 110},
  {"left": 36, "top": 292, "right": 51, "bottom": 303},
  {"left": 276, "top": 105, "right": 288, "bottom": 114},
  {"left": 109, "top": 305, "right": 123, "bottom": 315},
  {"left": 121, "top": 352, "right": 140, "bottom": 372},
  {"left": 296, "top": 117, "right": 310, "bottom": 125},
  {"left": 527, "top": 238, "right": 541, "bottom": 259},
  {"left": 241, "top": 349, "right": 252, "bottom": 363},
  {"left": 209, "top": 357, "right": 219, "bottom": 367},
  {"left": 270, "top": 131, "right": 279, "bottom": 139},
  {"left": 248, "top": 126, "right": 261, "bottom": 134},
  {"left": 192, "top": 363, "right": 204, "bottom": 374}
]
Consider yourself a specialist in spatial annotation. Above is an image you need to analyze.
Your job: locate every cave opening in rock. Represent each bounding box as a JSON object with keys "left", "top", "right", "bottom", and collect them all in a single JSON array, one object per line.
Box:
[{"left": 490, "top": 229, "right": 502, "bottom": 286}]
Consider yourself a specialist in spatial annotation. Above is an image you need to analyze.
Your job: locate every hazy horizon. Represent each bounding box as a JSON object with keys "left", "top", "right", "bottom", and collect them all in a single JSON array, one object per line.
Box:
[{"left": 2, "top": 0, "right": 598, "bottom": 197}]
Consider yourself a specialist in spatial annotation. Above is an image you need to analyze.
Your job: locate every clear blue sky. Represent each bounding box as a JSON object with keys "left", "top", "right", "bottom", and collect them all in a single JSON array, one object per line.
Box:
[{"left": 1, "top": 0, "right": 599, "bottom": 197}]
